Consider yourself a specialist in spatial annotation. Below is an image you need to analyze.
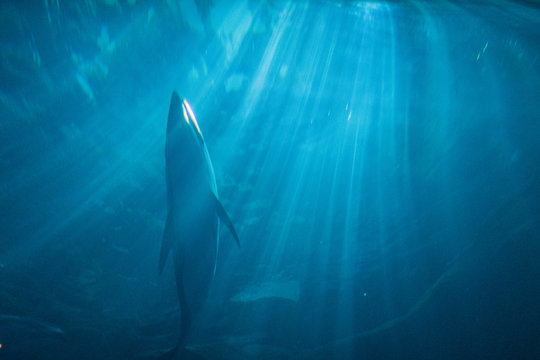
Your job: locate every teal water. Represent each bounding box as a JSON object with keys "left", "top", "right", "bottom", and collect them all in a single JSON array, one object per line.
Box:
[{"left": 1, "top": 1, "right": 539, "bottom": 359}]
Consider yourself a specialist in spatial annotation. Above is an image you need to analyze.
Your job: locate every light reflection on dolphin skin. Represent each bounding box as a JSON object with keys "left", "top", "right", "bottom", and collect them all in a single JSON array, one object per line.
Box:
[{"left": 158, "top": 91, "right": 239, "bottom": 358}]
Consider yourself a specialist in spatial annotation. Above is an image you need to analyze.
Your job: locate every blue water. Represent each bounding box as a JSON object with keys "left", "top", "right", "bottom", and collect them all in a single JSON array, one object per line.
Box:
[{"left": 1, "top": 1, "right": 539, "bottom": 359}]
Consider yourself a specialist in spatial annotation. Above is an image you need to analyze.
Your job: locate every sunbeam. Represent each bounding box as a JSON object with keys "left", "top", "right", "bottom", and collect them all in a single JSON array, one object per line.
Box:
[{"left": 1, "top": 1, "right": 539, "bottom": 359}]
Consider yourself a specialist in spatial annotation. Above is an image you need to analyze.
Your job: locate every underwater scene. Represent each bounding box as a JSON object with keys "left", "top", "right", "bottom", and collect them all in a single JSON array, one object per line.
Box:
[{"left": 1, "top": 0, "right": 539, "bottom": 359}]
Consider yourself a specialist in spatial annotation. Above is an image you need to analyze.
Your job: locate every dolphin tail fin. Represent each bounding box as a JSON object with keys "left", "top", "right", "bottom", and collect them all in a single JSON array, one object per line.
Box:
[
  {"left": 211, "top": 192, "right": 240, "bottom": 247},
  {"left": 158, "top": 211, "right": 175, "bottom": 275}
]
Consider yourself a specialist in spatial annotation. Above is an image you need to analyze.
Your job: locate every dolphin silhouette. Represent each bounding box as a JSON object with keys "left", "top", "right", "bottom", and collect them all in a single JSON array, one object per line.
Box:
[{"left": 158, "top": 91, "right": 239, "bottom": 354}]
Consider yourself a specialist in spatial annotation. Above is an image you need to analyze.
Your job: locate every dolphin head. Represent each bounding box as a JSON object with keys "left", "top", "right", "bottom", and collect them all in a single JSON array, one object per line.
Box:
[
  {"left": 167, "top": 91, "right": 204, "bottom": 146},
  {"left": 165, "top": 91, "right": 211, "bottom": 199}
]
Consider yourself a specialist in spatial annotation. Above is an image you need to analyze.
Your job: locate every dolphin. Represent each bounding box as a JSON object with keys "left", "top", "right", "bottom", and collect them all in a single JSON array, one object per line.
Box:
[{"left": 158, "top": 91, "right": 239, "bottom": 355}]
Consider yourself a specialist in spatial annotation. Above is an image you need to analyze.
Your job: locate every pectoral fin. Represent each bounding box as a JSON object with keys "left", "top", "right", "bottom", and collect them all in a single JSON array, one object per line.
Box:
[
  {"left": 158, "top": 211, "right": 175, "bottom": 275},
  {"left": 211, "top": 192, "right": 240, "bottom": 247}
]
